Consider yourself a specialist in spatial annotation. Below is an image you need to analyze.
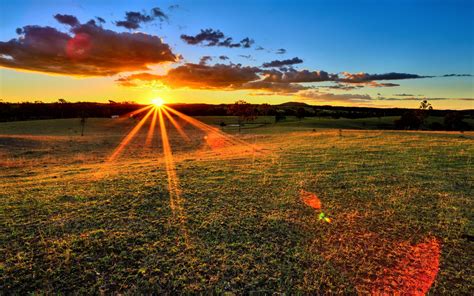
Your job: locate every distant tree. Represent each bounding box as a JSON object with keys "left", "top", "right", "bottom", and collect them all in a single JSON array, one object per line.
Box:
[
  {"left": 418, "top": 99, "right": 433, "bottom": 128},
  {"left": 444, "top": 112, "right": 470, "bottom": 131},
  {"left": 296, "top": 107, "right": 306, "bottom": 120},
  {"left": 227, "top": 100, "right": 256, "bottom": 133},
  {"left": 419, "top": 100, "right": 433, "bottom": 111},
  {"left": 275, "top": 110, "right": 286, "bottom": 123},
  {"left": 394, "top": 110, "right": 423, "bottom": 130},
  {"left": 58, "top": 98, "right": 68, "bottom": 104},
  {"left": 219, "top": 121, "right": 226, "bottom": 129},
  {"left": 257, "top": 103, "right": 272, "bottom": 116},
  {"left": 395, "top": 100, "right": 434, "bottom": 130},
  {"left": 315, "top": 110, "right": 325, "bottom": 120},
  {"left": 108, "top": 100, "right": 117, "bottom": 104},
  {"left": 429, "top": 121, "right": 444, "bottom": 131}
]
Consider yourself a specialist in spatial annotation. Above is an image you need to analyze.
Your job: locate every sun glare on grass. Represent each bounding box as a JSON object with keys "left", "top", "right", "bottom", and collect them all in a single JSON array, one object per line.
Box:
[{"left": 152, "top": 97, "right": 165, "bottom": 107}]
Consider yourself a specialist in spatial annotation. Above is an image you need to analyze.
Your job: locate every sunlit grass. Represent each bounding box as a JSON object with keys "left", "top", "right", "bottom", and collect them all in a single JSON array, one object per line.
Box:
[{"left": 0, "top": 117, "right": 472, "bottom": 293}]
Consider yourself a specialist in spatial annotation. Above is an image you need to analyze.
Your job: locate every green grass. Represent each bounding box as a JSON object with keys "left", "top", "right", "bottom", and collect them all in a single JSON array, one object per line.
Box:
[{"left": 0, "top": 117, "right": 472, "bottom": 293}]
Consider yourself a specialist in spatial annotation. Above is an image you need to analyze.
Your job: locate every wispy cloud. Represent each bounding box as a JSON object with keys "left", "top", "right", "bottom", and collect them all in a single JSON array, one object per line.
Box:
[
  {"left": 262, "top": 57, "right": 303, "bottom": 68},
  {"left": 115, "top": 7, "right": 168, "bottom": 30},
  {"left": 180, "top": 29, "right": 254, "bottom": 48}
]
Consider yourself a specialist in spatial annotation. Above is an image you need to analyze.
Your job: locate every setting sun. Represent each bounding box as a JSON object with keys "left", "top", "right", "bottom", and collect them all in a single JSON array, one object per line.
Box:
[{"left": 152, "top": 98, "right": 165, "bottom": 107}]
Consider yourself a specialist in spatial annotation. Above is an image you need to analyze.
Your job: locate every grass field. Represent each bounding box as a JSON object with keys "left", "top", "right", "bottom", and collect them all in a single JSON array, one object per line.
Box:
[{"left": 1, "top": 116, "right": 473, "bottom": 294}]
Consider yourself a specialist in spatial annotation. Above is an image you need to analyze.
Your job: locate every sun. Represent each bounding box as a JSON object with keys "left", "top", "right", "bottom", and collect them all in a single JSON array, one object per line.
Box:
[{"left": 152, "top": 98, "right": 165, "bottom": 107}]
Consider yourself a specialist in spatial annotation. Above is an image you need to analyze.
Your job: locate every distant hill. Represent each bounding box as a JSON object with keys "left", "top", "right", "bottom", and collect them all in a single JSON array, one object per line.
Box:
[{"left": 278, "top": 102, "right": 310, "bottom": 107}]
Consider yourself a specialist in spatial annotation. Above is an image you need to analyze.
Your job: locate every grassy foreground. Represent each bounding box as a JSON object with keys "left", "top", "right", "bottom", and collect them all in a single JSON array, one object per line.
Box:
[{"left": 0, "top": 117, "right": 473, "bottom": 294}]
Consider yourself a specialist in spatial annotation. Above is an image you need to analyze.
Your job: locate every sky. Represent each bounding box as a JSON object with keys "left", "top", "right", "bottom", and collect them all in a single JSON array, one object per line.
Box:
[{"left": 0, "top": 0, "right": 473, "bottom": 109}]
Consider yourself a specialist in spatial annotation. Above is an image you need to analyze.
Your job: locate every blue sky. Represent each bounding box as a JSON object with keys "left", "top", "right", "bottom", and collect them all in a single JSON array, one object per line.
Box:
[{"left": 0, "top": 0, "right": 473, "bottom": 108}]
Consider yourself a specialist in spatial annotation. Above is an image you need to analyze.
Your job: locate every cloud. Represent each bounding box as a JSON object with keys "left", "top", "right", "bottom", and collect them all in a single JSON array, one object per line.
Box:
[
  {"left": 239, "top": 54, "right": 252, "bottom": 59},
  {"left": 117, "top": 63, "right": 310, "bottom": 94},
  {"left": 117, "top": 63, "right": 261, "bottom": 89},
  {"left": 339, "top": 72, "right": 433, "bottom": 83},
  {"left": 263, "top": 69, "right": 338, "bottom": 83},
  {"left": 219, "top": 55, "right": 229, "bottom": 60},
  {"left": 240, "top": 37, "right": 254, "bottom": 48},
  {"left": 394, "top": 93, "right": 417, "bottom": 96},
  {"left": 96, "top": 17, "right": 106, "bottom": 24},
  {"left": 275, "top": 48, "right": 286, "bottom": 54},
  {"left": 297, "top": 90, "right": 373, "bottom": 103},
  {"left": 442, "top": 73, "right": 472, "bottom": 77},
  {"left": 116, "top": 7, "right": 168, "bottom": 30},
  {"left": 298, "top": 91, "right": 459, "bottom": 103},
  {"left": 116, "top": 60, "right": 473, "bottom": 101},
  {"left": 151, "top": 8, "right": 168, "bottom": 21},
  {"left": 365, "top": 82, "right": 400, "bottom": 87},
  {"left": 297, "top": 90, "right": 474, "bottom": 104},
  {"left": 54, "top": 14, "right": 80, "bottom": 27},
  {"left": 321, "top": 83, "right": 365, "bottom": 91},
  {"left": 262, "top": 57, "right": 303, "bottom": 68},
  {"left": 169, "top": 4, "right": 180, "bottom": 11},
  {"left": 255, "top": 46, "right": 265, "bottom": 50},
  {"left": 199, "top": 55, "right": 212, "bottom": 65},
  {"left": 242, "top": 81, "right": 310, "bottom": 93},
  {"left": 377, "top": 96, "right": 474, "bottom": 101},
  {"left": 0, "top": 17, "right": 177, "bottom": 76},
  {"left": 180, "top": 29, "right": 254, "bottom": 48}
]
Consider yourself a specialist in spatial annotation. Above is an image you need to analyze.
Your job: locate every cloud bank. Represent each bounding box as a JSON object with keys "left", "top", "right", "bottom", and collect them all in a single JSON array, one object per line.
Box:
[{"left": 0, "top": 14, "right": 176, "bottom": 76}]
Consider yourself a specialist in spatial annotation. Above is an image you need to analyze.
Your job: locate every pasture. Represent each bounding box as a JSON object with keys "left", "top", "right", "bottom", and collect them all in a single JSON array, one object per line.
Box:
[{"left": 1, "top": 116, "right": 472, "bottom": 294}]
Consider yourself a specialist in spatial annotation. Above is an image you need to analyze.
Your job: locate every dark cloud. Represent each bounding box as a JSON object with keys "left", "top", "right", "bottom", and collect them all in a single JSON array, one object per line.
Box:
[
  {"left": 297, "top": 90, "right": 372, "bottom": 103},
  {"left": 86, "top": 19, "right": 97, "bottom": 26},
  {"left": 180, "top": 29, "right": 225, "bottom": 45},
  {"left": 340, "top": 72, "right": 433, "bottom": 83},
  {"left": 275, "top": 48, "right": 286, "bottom": 54},
  {"left": 243, "top": 81, "right": 309, "bottom": 93},
  {"left": 379, "top": 83, "right": 399, "bottom": 87},
  {"left": 298, "top": 90, "right": 474, "bottom": 103},
  {"left": 442, "top": 73, "right": 472, "bottom": 77},
  {"left": 117, "top": 63, "right": 261, "bottom": 89},
  {"left": 322, "top": 83, "right": 365, "bottom": 91},
  {"left": 219, "top": 55, "right": 229, "bottom": 60},
  {"left": 0, "top": 17, "right": 177, "bottom": 76},
  {"left": 263, "top": 69, "right": 337, "bottom": 83},
  {"left": 151, "top": 8, "right": 168, "bottom": 21},
  {"left": 180, "top": 29, "right": 254, "bottom": 48},
  {"left": 394, "top": 93, "right": 417, "bottom": 96},
  {"left": 218, "top": 37, "right": 241, "bottom": 48},
  {"left": 199, "top": 55, "right": 212, "bottom": 65},
  {"left": 117, "top": 62, "right": 314, "bottom": 94},
  {"left": 366, "top": 82, "right": 400, "bottom": 87},
  {"left": 262, "top": 57, "right": 303, "bottom": 68},
  {"left": 240, "top": 37, "right": 254, "bottom": 48},
  {"left": 54, "top": 14, "right": 80, "bottom": 27},
  {"left": 116, "top": 7, "right": 168, "bottom": 30},
  {"left": 115, "top": 61, "right": 454, "bottom": 98},
  {"left": 377, "top": 96, "right": 474, "bottom": 101},
  {"left": 239, "top": 54, "right": 252, "bottom": 59},
  {"left": 168, "top": 4, "right": 180, "bottom": 10}
]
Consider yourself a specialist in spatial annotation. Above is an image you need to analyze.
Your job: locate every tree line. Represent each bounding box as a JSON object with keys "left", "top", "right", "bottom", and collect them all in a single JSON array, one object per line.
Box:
[{"left": 0, "top": 99, "right": 472, "bottom": 131}]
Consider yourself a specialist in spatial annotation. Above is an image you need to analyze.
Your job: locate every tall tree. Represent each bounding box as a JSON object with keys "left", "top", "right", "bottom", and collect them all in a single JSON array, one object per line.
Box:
[{"left": 227, "top": 100, "right": 256, "bottom": 133}]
